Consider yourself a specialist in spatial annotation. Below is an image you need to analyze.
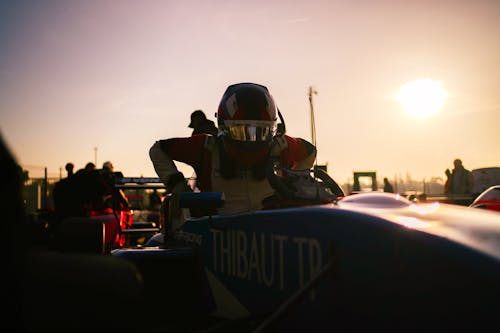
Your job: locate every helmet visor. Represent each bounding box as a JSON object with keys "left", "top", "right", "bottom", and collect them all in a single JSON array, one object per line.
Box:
[{"left": 225, "top": 120, "right": 276, "bottom": 142}]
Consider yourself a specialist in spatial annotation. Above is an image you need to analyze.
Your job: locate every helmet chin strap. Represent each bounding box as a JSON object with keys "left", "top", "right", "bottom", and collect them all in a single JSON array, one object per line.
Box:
[{"left": 276, "top": 108, "right": 286, "bottom": 135}]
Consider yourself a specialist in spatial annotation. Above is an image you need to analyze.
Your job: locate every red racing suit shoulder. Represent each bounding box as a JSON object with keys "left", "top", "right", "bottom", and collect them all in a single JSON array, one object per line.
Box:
[
  {"left": 275, "top": 135, "right": 316, "bottom": 170},
  {"left": 157, "top": 134, "right": 208, "bottom": 166}
]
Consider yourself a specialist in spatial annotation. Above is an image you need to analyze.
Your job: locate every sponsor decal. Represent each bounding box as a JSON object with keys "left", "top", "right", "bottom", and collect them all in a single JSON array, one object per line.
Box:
[{"left": 210, "top": 229, "right": 322, "bottom": 291}]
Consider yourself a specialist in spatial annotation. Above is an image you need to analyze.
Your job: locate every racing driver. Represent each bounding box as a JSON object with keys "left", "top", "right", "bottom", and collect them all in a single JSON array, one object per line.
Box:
[{"left": 149, "top": 82, "right": 317, "bottom": 215}]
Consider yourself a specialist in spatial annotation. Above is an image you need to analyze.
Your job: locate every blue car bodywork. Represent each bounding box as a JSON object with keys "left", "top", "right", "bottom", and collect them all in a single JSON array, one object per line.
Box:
[{"left": 113, "top": 192, "right": 500, "bottom": 331}]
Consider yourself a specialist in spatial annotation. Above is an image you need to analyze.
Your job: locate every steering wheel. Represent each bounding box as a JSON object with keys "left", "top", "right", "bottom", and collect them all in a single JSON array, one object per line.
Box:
[
  {"left": 265, "top": 159, "right": 344, "bottom": 203},
  {"left": 313, "top": 167, "right": 345, "bottom": 197}
]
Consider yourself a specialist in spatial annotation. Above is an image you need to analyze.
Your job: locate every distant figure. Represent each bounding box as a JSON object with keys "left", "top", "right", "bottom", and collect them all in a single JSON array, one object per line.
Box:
[
  {"left": 85, "top": 162, "right": 96, "bottom": 171},
  {"left": 101, "top": 161, "right": 129, "bottom": 210},
  {"left": 188, "top": 109, "right": 218, "bottom": 136},
  {"left": 102, "top": 161, "right": 114, "bottom": 174},
  {"left": 53, "top": 166, "right": 107, "bottom": 218},
  {"left": 65, "top": 162, "right": 74, "bottom": 178},
  {"left": 383, "top": 177, "right": 394, "bottom": 193},
  {"left": 444, "top": 158, "right": 473, "bottom": 195}
]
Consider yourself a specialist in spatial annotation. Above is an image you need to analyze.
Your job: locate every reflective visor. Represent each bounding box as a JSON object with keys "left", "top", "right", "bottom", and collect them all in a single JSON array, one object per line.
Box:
[{"left": 225, "top": 120, "right": 276, "bottom": 142}]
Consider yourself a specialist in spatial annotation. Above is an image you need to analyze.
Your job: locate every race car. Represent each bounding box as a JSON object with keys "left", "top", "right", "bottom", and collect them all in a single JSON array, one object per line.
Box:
[
  {"left": 110, "top": 166, "right": 500, "bottom": 332},
  {"left": 20, "top": 167, "right": 500, "bottom": 332},
  {"left": 470, "top": 184, "right": 500, "bottom": 212},
  {"left": 50, "top": 171, "right": 161, "bottom": 253}
]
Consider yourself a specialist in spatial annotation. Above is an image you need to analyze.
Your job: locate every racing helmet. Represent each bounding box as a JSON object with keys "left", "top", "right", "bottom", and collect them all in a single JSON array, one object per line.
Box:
[{"left": 217, "top": 83, "right": 278, "bottom": 143}]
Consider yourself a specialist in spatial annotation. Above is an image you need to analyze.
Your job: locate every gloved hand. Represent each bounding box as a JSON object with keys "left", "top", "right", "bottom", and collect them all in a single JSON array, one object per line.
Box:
[
  {"left": 166, "top": 172, "right": 192, "bottom": 194},
  {"left": 171, "top": 180, "right": 192, "bottom": 194}
]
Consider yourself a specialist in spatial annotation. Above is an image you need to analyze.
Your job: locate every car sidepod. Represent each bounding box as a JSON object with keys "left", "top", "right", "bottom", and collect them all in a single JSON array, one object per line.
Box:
[{"left": 176, "top": 203, "right": 500, "bottom": 331}]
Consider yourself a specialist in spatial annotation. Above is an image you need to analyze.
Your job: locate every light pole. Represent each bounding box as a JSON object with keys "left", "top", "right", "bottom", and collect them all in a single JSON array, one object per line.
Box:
[
  {"left": 308, "top": 86, "right": 317, "bottom": 147},
  {"left": 94, "top": 147, "right": 98, "bottom": 166},
  {"left": 309, "top": 86, "right": 324, "bottom": 172}
]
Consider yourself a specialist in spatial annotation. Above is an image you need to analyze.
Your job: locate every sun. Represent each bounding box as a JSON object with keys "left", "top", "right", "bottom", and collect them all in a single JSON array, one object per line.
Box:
[{"left": 397, "top": 79, "right": 447, "bottom": 118}]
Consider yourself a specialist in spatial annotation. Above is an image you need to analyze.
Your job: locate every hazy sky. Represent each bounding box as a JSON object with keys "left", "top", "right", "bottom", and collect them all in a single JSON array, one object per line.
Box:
[{"left": 1, "top": 0, "right": 499, "bottom": 185}]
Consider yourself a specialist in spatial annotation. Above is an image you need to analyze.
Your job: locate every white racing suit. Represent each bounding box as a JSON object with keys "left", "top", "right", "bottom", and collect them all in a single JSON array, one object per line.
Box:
[{"left": 149, "top": 134, "right": 316, "bottom": 215}]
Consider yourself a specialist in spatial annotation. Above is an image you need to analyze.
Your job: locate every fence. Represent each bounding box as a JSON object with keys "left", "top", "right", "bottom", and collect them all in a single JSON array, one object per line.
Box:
[{"left": 23, "top": 177, "right": 59, "bottom": 214}]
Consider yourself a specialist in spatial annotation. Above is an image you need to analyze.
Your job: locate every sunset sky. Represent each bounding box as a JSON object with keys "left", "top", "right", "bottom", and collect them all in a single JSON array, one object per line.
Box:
[{"left": 1, "top": 0, "right": 499, "bottom": 186}]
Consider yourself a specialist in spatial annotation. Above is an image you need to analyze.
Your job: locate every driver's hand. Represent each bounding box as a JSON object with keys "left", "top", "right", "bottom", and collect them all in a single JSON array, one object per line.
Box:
[
  {"left": 171, "top": 181, "right": 193, "bottom": 194},
  {"left": 166, "top": 172, "right": 192, "bottom": 194}
]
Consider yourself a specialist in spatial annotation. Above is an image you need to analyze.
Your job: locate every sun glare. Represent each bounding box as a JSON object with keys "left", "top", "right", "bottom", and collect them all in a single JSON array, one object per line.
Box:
[{"left": 397, "top": 79, "right": 447, "bottom": 118}]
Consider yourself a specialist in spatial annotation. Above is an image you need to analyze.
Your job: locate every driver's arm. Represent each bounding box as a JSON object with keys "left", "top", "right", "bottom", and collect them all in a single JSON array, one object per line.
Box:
[
  {"left": 149, "top": 136, "right": 206, "bottom": 193},
  {"left": 149, "top": 141, "right": 180, "bottom": 189}
]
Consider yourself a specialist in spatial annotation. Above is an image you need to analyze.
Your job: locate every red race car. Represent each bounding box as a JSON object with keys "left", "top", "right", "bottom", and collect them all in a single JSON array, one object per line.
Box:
[
  {"left": 52, "top": 171, "right": 160, "bottom": 252},
  {"left": 470, "top": 185, "right": 500, "bottom": 212}
]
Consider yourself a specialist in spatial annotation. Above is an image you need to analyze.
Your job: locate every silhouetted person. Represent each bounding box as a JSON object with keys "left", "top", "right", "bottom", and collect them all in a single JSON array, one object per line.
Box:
[
  {"left": 85, "top": 162, "right": 96, "bottom": 171},
  {"left": 188, "top": 109, "right": 218, "bottom": 136},
  {"left": 53, "top": 166, "right": 107, "bottom": 218},
  {"left": 383, "top": 177, "right": 394, "bottom": 193},
  {"left": 54, "top": 161, "right": 105, "bottom": 218},
  {"left": 65, "top": 162, "right": 74, "bottom": 178},
  {"left": 444, "top": 158, "right": 473, "bottom": 195},
  {"left": 101, "top": 161, "right": 129, "bottom": 210}
]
